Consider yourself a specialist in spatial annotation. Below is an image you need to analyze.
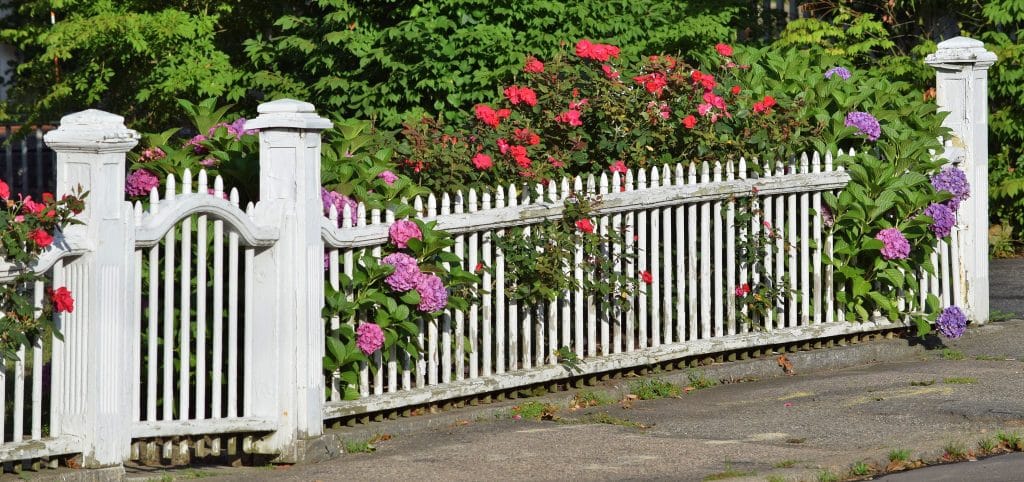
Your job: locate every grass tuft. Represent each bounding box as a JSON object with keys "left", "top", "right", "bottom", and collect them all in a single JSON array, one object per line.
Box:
[
  {"left": 849, "top": 461, "right": 872, "bottom": 477},
  {"left": 940, "top": 348, "right": 965, "bottom": 360},
  {"left": 345, "top": 439, "right": 376, "bottom": 454},
  {"left": 943, "top": 377, "right": 977, "bottom": 384},
  {"left": 943, "top": 441, "right": 968, "bottom": 460},
  {"left": 816, "top": 469, "right": 839, "bottom": 482},
  {"left": 687, "top": 369, "right": 719, "bottom": 390},
  {"left": 629, "top": 378, "right": 681, "bottom": 400},
  {"left": 888, "top": 448, "right": 911, "bottom": 462}
]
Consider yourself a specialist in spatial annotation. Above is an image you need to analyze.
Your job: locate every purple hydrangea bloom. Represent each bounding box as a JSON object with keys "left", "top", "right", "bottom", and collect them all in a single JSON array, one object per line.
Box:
[
  {"left": 820, "top": 203, "right": 834, "bottom": 227},
  {"left": 389, "top": 220, "right": 423, "bottom": 249},
  {"left": 321, "top": 188, "right": 358, "bottom": 225},
  {"left": 381, "top": 252, "right": 422, "bottom": 291},
  {"left": 844, "top": 112, "right": 881, "bottom": 141},
  {"left": 378, "top": 170, "right": 399, "bottom": 185},
  {"left": 923, "top": 202, "right": 956, "bottom": 238},
  {"left": 415, "top": 273, "right": 448, "bottom": 312},
  {"left": 936, "top": 306, "right": 967, "bottom": 339},
  {"left": 186, "top": 134, "right": 208, "bottom": 154},
  {"left": 930, "top": 167, "right": 970, "bottom": 212},
  {"left": 355, "top": 322, "right": 385, "bottom": 354},
  {"left": 125, "top": 169, "right": 160, "bottom": 197},
  {"left": 227, "top": 118, "right": 257, "bottom": 139},
  {"left": 875, "top": 227, "right": 910, "bottom": 260},
  {"left": 824, "top": 66, "right": 852, "bottom": 80}
]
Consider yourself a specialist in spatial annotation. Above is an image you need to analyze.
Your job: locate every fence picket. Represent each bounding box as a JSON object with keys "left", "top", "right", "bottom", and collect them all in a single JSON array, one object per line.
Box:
[
  {"left": 495, "top": 188, "right": 507, "bottom": 373},
  {"left": 726, "top": 161, "right": 737, "bottom": 336},
  {"left": 506, "top": 184, "right": 518, "bottom": 370},
  {"left": 687, "top": 164, "right": 699, "bottom": 339},
  {"left": 623, "top": 171, "right": 636, "bottom": 351},
  {"left": 573, "top": 176, "right": 586, "bottom": 357},
  {"left": 442, "top": 193, "right": 456, "bottom": 385},
  {"left": 180, "top": 169, "right": 193, "bottom": 420},
  {"left": 635, "top": 170, "right": 648, "bottom": 349},
  {"left": 481, "top": 192, "right": 493, "bottom": 377},
  {"left": 227, "top": 188, "right": 240, "bottom": 416},
  {"left": 659, "top": 165, "right": 672, "bottom": 345},
  {"left": 674, "top": 164, "right": 686, "bottom": 342},
  {"left": 700, "top": 163, "right": 712, "bottom": 339}
]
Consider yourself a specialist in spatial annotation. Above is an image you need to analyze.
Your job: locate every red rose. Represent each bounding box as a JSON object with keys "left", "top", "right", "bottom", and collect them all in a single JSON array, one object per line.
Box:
[
  {"left": 523, "top": 56, "right": 545, "bottom": 73},
  {"left": 735, "top": 283, "right": 751, "bottom": 297},
  {"left": 601, "top": 64, "right": 620, "bottom": 80},
  {"left": 51, "top": 287, "right": 74, "bottom": 313},
  {"left": 682, "top": 115, "right": 697, "bottom": 129},
  {"left": 474, "top": 104, "right": 501, "bottom": 128},
  {"left": 640, "top": 271, "right": 653, "bottom": 285},
  {"left": 715, "top": 43, "right": 734, "bottom": 57},
  {"left": 30, "top": 228, "right": 53, "bottom": 248},
  {"left": 575, "top": 219, "right": 595, "bottom": 234},
  {"left": 472, "top": 153, "right": 493, "bottom": 170},
  {"left": 731, "top": 85, "right": 741, "bottom": 95},
  {"left": 609, "top": 160, "right": 627, "bottom": 174},
  {"left": 0, "top": 178, "right": 8, "bottom": 200}
]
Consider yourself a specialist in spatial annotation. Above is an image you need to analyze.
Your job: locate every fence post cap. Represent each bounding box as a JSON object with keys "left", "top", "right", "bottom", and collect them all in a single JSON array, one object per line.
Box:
[
  {"left": 926, "top": 36, "right": 997, "bottom": 67},
  {"left": 44, "top": 109, "right": 140, "bottom": 152},
  {"left": 246, "top": 99, "right": 332, "bottom": 131}
]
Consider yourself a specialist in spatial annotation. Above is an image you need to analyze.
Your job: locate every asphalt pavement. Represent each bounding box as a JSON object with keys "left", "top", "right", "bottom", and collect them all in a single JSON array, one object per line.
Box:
[{"left": 119, "top": 258, "right": 1024, "bottom": 482}]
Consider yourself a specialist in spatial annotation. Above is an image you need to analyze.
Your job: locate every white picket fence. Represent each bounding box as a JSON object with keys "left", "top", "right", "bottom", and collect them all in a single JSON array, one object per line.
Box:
[
  {"left": 320, "top": 150, "right": 964, "bottom": 418},
  {"left": 0, "top": 37, "right": 995, "bottom": 474}
]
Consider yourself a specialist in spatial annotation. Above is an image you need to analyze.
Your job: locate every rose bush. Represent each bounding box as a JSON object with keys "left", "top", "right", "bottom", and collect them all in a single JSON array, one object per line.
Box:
[
  {"left": 0, "top": 179, "right": 85, "bottom": 360},
  {"left": 389, "top": 39, "right": 968, "bottom": 335}
]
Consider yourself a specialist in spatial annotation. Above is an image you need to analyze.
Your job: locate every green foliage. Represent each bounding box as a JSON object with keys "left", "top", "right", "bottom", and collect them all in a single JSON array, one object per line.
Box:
[
  {"left": 128, "top": 99, "right": 260, "bottom": 203},
  {"left": 495, "top": 193, "right": 636, "bottom": 312},
  {"left": 244, "top": 0, "right": 745, "bottom": 128},
  {"left": 775, "top": 1, "right": 1024, "bottom": 252},
  {"left": 0, "top": 1, "right": 257, "bottom": 129}
]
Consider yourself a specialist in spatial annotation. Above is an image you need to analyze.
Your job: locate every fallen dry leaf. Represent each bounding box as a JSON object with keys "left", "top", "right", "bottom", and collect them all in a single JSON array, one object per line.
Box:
[
  {"left": 777, "top": 354, "right": 795, "bottom": 375},
  {"left": 369, "top": 434, "right": 392, "bottom": 444}
]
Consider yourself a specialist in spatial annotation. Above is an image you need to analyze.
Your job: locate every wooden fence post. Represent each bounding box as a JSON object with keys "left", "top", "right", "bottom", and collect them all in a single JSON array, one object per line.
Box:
[
  {"left": 43, "top": 110, "right": 139, "bottom": 468},
  {"left": 925, "top": 37, "right": 997, "bottom": 324},
  {"left": 245, "top": 100, "right": 336, "bottom": 461}
]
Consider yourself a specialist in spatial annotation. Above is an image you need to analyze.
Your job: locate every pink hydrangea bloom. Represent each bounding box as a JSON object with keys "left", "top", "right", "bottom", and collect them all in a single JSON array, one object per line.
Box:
[
  {"left": 321, "top": 188, "right": 358, "bottom": 224},
  {"left": 876, "top": 227, "right": 910, "bottom": 260},
  {"left": 415, "top": 273, "right": 448, "bottom": 312},
  {"left": 389, "top": 220, "right": 423, "bottom": 249},
  {"left": 186, "top": 134, "right": 208, "bottom": 154},
  {"left": 355, "top": 322, "right": 385, "bottom": 355},
  {"left": 125, "top": 169, "right": 160, "bottom": 197},
  {"left": 382, "top": 252, "right": 422, "bottom": 291},
  {"left": 378, "top": 170, "right": 399, "bottom": 185}
]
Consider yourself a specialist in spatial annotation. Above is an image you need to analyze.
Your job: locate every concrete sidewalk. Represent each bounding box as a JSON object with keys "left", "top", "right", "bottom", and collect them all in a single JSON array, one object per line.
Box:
[
  {"left": 127, "top": 317, "right": 1021, "bottom": 482},
  {"left": 120, "top": 259, "right": 1024, "bottom": 482}
]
